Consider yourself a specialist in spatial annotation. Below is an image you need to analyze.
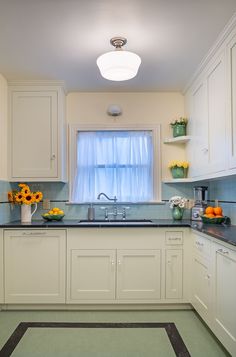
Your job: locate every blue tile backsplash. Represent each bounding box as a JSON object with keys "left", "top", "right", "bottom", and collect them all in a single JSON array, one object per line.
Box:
[{"left": 1, "top": 176, "right": 236, "bottom": 224}]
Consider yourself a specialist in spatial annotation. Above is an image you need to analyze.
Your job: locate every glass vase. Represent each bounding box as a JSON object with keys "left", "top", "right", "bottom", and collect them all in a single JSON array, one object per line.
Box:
[{"left": 172, "top": 206, "right": 184, "bottom": 220}]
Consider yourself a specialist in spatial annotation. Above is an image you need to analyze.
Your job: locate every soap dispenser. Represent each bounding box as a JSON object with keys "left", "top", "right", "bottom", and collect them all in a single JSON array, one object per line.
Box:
[{"left": 87, "top": 204, "right": 95, "bottom": 221}]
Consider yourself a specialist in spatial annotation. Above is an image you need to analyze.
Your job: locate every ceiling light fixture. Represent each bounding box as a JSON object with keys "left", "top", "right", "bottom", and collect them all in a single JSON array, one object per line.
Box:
[{"left": 96, "top": 37, "right": 141, "bottom": 81}]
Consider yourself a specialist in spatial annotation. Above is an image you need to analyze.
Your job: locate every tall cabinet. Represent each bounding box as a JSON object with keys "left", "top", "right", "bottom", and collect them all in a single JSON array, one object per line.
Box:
[
  {"left": 8, "top": 81, "right": 67, "bottom": 182},
  {"left": 0, "top": 74, "right": 8, "bottom": 180}
]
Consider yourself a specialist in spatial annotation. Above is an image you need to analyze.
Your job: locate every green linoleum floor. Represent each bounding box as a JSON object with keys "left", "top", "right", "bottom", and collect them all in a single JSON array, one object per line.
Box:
[{"left": 0, "top": 310, "right": 230, "bottom": 357}]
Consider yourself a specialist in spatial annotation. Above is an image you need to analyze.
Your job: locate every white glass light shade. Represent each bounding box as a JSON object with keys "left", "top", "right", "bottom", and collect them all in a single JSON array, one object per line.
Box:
[{"left": 96, "top": 50, "right": 141, "bottom": 81}]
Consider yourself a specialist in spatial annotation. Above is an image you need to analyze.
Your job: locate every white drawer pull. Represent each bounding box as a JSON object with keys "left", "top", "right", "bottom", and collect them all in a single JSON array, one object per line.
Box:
[
  {"left": 196, "top": 241, "right": 204, "bottom": 246},
  {"left": 22, "top": 232, "right": 46, "bottom": 236},
  {"left": 169, "top": 237, "right": 181, "bottom": 240},
  {"left": 111, "top": 260, "right": 115, "bottom": 266},
  {"left": 217, "top": 248, "right": 229, "bottom": 255}
]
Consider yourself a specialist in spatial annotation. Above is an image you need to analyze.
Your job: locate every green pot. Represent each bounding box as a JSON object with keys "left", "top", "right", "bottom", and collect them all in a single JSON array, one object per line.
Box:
[
  {"left": 172, "top": 206, "right": 184, "bottom": 220},
  {"left": 172, "top": 124, "right": 186, "bottom": 137},
  {"left": 171, "top": 166, "right": 188, "bottom": 179}
]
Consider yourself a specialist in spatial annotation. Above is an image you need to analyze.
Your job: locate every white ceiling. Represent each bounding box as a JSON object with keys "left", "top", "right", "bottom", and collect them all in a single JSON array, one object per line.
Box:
[{"left": 0, "top": 0, "right": 236, "bottom": 92}]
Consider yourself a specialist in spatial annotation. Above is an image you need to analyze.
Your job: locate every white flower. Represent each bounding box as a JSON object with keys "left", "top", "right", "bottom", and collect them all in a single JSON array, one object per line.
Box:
[{"left": 169, "top": 196, "right": 187, "bottom": 208}]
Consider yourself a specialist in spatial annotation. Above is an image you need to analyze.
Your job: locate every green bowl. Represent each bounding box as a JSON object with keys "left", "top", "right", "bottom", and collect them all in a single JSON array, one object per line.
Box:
[
  {"left": 201, "top": 216, "right": 226, "bottom": 224},
  {"left": 42, "top": 214, "right": 65, "bottom": 221}
]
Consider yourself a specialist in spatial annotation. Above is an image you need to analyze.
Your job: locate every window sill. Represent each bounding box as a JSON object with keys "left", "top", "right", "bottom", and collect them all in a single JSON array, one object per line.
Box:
[{"left": 66, "top": 201, "right": 166, "bottom": 206}]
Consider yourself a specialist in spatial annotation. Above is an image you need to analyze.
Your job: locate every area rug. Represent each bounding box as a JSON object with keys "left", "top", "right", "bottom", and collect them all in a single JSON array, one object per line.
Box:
[{"left": 0, "top": 322, "right": 191, "bottom": 357}]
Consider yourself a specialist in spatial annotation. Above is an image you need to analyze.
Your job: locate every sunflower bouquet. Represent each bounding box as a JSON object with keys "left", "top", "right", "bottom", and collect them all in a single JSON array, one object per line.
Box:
[{"left": 8, "top": 183, "right": 43, "bottom": 205}]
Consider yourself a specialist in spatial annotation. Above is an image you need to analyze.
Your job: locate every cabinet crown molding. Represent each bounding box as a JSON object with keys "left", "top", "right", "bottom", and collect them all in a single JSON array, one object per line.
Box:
[{"left": 8, "top": 80, "right": 67, "bottom": 93}]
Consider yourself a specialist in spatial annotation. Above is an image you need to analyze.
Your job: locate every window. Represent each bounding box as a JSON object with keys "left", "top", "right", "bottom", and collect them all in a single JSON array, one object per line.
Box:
[{"left": 69, "top": 125, "right": 161, "bottom": 203}]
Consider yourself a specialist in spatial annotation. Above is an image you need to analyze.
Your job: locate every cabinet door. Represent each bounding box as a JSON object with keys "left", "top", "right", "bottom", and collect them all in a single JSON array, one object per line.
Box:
[
  {"left": 69, "top": 249, "right": 116, "bottom": 301},
  {"left": 4, "top": 230, "right": 66, "bottom": 304},
  {"left": 10, "top": 90, "right": 58, "bottom": 178},
  {"left": 213, "top": 243, "right": 236, "bottom": 356},
  {"left": 165, "top": 249, "right": 183, "bottom": 299},
  {"left": 206, "top": 51, "right": 226, "bottom": 174},
  {"left": 191, "top": 79, "right": 209, "bottom": 177},
  {"left": 116, "top": 249, "right": 161, "bottom": 300},
  {"left": 0, "top": 229, "right": 3, "bottom": 303},
  {"left": 227, "top": 33, "right": 236, "bottom": 169},
  {"left": 0, "top": 74, "right": 7, "bottom": 180},
  {"left": 192, "top": 254, "right": 212, "bottom": 324}
]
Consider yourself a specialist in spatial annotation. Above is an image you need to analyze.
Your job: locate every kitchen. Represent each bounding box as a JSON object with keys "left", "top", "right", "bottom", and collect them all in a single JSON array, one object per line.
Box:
[{"left": 0, "top": 1, "right": 236, "bottom": 356}]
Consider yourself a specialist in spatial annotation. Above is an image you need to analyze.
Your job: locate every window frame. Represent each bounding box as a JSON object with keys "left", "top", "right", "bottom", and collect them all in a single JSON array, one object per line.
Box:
[{"left": 69, "top": 124, "right": 161, "bottom": 203}]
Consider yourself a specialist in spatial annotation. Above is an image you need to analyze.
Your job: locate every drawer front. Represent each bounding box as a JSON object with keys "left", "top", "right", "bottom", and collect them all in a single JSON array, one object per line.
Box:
[
  {"left": 165, "top": 231, "right": 183, "bottom": 245},
  {"left": 194, "top": 234, "right": 211, "bottom": 258}
]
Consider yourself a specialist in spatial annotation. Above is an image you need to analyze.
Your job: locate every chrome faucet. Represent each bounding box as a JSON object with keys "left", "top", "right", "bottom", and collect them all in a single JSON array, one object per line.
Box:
[{"left": 97, "top": 192, "right": 117, "bottom": 202}]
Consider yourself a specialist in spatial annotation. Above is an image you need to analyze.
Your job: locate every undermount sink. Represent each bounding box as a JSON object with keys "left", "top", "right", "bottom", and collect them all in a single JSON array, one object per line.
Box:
[{"left": 77, "top": 219, "right": 154, "bottom": 226}]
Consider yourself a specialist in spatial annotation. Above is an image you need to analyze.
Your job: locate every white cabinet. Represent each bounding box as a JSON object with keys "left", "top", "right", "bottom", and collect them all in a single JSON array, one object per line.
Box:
[
  {"left": 212, "top": 242, "right": 236, "bottom": 356},
  {"left": 188, "top": 50, "right": 226, "bottom": 178},
  {"left": 67, "top": 228, "right": 189, "bottom": 304},
  {"left": 0, "top": 229, "right": 3, "bottom": 304},
  {"left": 70, "top": 249, "right": 116, "bottom": 300},
  {"left": 4, "top": 229, "right": 66, "bottom": 304},
  {"left": 0, "top": 74, "right": 8, "bottom": 180},
  {"left": 191, "top": 233, "right": 212, "bottom": 324},
  {"left": 227, "top": 32, "right": 236, "bottom": 169},
  {"left": 116, "top": 249, "right": 161, "bottom": 300},
  {"left": 8, "top": 81, "right": 67, "bottom": 182}
]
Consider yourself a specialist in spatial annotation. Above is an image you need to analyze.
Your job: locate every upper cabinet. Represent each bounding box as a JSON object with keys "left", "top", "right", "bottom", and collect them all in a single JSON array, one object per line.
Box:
[
  {"left": 8, "top": 81, "right": 67, "bottom": 182},
  {"left": 185, "top": 16, "right": 236, "bottom": 181},
  {"left": 187, "top": 49, "right": 227, "bottom": 178},
  {"left": 227, "top": 32, "right": 236, "bottom": 169},
  {"left": 0, "top": 74, "right": 8, "bottom": 180}
]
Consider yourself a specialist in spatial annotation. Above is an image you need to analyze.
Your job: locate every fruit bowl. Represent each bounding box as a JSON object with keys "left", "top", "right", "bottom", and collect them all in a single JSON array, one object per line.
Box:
[
  {"left": 42, "top": 214, "right": 65, "bottom": 221},
  {"left": 200, "top": 215, "right": 226, "bottom": 224}
]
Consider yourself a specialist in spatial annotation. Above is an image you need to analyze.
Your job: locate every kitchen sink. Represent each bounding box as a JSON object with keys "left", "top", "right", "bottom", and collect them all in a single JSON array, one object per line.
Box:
[{"left": 77, "top": 219, "right": 154, "bottom": 226}]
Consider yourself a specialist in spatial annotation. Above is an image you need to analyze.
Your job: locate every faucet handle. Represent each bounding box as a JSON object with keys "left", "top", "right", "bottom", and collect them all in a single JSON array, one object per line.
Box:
[
  {"left": 100, "top": 206, "right": 108, "bottom": 220},
  {"left": 122, "top": 206, "right": 130, "bottom": 220}
]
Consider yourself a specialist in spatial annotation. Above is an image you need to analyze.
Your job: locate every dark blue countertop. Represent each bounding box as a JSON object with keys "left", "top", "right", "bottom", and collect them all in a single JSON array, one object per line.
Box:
[{"left": 1, "top": 219, "right": 236, "bottom": 247}]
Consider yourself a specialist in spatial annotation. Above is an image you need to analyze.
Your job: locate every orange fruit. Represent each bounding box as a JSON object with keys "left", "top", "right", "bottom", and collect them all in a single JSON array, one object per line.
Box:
[
  {"left": 213, "top": 207, "right": 223, "bottom": 216},
  {"left": 206, "top": 213, "right": 215, "bottom": 218},
  {"left": 215, "top": 215, "right": 223, "bottom": 218},
  {"left": 205, "top": 206, "right": 214, "bottom": 215}
]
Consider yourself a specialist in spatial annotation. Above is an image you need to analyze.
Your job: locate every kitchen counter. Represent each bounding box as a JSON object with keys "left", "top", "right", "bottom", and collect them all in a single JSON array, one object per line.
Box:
[{"left": 1, "top": 219, "right": 236, "bottom": 247}]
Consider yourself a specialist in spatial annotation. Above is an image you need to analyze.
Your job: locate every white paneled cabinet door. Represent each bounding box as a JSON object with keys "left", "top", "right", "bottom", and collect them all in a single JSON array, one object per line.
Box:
[
  {"left": 213, "top": 243, "right": 236, "bottom": 356},
  {"left": 4, "top": 230, "right": 66, "bottom": 304},
  {"left": 69, "top": 249, "right": 116, "bottom": 301},
  {"left": 191, "top": 79, "right": 208, "bottom": 177},
  {"left": 227, "top": 33, "right": 236, "bottom": 169},
  {"left": 10, "top": 91, "right": 58, "bottom": 178},
  {"left": 206, "top": 51, "right": 226, "bottom": 174},
  {"left": 116, "top": 249, "right": 161, "bottom": 300},
  {"left": 0, "top": 229, "right": 3, "bottom": 303},
  {"left": 165, "top": 249, "right": 183, "bottom": 299}
]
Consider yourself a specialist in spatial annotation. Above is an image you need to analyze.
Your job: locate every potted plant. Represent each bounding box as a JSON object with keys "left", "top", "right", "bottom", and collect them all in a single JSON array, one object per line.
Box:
[
  {"left": 168, "top": 161, "right": 189, "bottom": 178},
  {"left": 170, "top": 117, "right": 188, "bottom": 137},
  {"left": 169, "top": 196, "right": 187, "bottom": 220}
]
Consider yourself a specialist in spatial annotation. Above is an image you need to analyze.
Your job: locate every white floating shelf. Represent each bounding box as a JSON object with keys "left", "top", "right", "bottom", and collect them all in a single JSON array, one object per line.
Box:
[
  {"left": 163, "top": 135, "right": 190, "bottom": 144},
  {"left": 162, "top": 178, "right": 193, "bottom": 183}
]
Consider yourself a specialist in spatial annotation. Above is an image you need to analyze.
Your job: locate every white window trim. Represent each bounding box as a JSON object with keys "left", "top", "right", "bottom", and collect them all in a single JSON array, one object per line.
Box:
[{"left": 68, "top": 123, "right": 162, "bottom": 203}]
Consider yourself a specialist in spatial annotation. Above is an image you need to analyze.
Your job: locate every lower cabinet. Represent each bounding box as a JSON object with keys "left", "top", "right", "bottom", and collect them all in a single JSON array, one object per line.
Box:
[
  {"left": 0, "top": 229, "right": 3, "bottom": 304},
  {"left": 67, "top": 228, "right": 187, "bottom": 304},
  {"left": 4, "top": 229, "right": 66, "bottom": 304},
  {"left": 192, "top": 232, "right": 236, "bottom": 357},
  {"left": 212, "top": 242, "right": 236, "bottom": 356}
]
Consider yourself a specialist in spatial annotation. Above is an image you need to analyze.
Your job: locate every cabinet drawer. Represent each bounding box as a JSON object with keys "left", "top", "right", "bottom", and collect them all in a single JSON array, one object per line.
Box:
[
  {"left": 194, "top": 234, "right": 211, "bottom": 258},
  {"left": 165, "top": 231, "right": 183, "bottom": 245}
]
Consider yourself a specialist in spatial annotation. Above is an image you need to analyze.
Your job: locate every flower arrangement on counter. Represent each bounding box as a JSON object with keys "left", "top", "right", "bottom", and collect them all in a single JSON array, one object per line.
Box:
[
  {"left": 169, "top": 196, "right": 187, "bottom": 208},
  {"left": 8, "top": 183, "right": 43, "bottom": 205},
  {"left": 168, "top": 161, "right": 189, "bottom": 179}
]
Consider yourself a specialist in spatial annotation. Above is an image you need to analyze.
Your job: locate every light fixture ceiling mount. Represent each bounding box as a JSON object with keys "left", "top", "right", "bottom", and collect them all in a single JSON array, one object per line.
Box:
[{"left": 96, "top": 37, "right": 141, "bottom": 82}]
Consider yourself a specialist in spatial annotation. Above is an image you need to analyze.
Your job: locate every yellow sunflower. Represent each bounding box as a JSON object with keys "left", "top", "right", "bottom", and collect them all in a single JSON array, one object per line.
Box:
[
  {"left": 8, "top": 191, "right": 14, "bottom": 203},
  {"left": 18, "top": 183, "right": 27, "bottom": 188},
  {"left": 15, "top": 192, "right": 24, "bottom": 203},
  {"left": 34, "top": 191, "right": 43, "bottom": 203},
  {"left": 22, "top": 193, "right": 35, "bottom": 205},
  {"left": 21, "top": 185, "right": 30, "bottom": 195}
]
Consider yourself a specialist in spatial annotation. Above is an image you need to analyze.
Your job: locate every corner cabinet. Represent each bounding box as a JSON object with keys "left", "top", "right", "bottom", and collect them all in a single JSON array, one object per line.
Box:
[
  {"left": 4, "top": 229, "right": 66, "bottom": 304},
  {"left": 67, "top": 228, "right": 190, "bottom": 304},
  {"left": 8, "top": 81, "right": 67, "bottom": 182}
]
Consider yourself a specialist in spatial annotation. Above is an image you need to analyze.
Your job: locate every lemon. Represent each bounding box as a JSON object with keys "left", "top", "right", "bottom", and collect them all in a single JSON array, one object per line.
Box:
[
  {"left": 44, "top": 213, "right": 49, "bottom": 216},
  {"left": 53, "top": 207, "right": 60, "bottom": 212},
  {"left": 48, "top": 210, "right": 54, "bottom": 215},
  {"left": 58, "top": 210, "right": 64, "bottom": 215}
]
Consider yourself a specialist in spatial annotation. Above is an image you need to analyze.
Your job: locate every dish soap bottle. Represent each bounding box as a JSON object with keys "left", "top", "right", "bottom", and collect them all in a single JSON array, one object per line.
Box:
[{"left": 87, "top": 204, "right": 95, "bottom": 221}]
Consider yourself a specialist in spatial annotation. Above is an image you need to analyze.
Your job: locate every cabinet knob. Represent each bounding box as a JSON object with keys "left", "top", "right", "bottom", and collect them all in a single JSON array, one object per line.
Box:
[{"left": 51, "top": 154, "right": 56, "bottom": 160}]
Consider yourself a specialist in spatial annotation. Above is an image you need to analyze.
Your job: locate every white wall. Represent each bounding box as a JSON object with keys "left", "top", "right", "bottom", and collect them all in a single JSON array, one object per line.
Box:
[{"left": 66, "top": 92, "right": 186, "bottom": 178}]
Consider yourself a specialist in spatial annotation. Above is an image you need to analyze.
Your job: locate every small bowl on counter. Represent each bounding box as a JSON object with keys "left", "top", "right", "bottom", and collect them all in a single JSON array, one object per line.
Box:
[
  {"left": 200, "top": 215, "right": 229, "bottom": 225},
  {"left": 42, "top": 214, "right": 65, "bottom": 221}
]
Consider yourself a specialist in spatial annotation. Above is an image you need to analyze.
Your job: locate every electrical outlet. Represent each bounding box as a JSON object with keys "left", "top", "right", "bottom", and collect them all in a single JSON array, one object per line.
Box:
[{"left": 43, "top": 199, "right": 50, "bottom": 210}]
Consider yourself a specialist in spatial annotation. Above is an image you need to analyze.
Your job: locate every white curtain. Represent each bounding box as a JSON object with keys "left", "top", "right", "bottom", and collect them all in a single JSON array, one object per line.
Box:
[{"left": 72, "top": 130, "right": 153, "bottom": 202}]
